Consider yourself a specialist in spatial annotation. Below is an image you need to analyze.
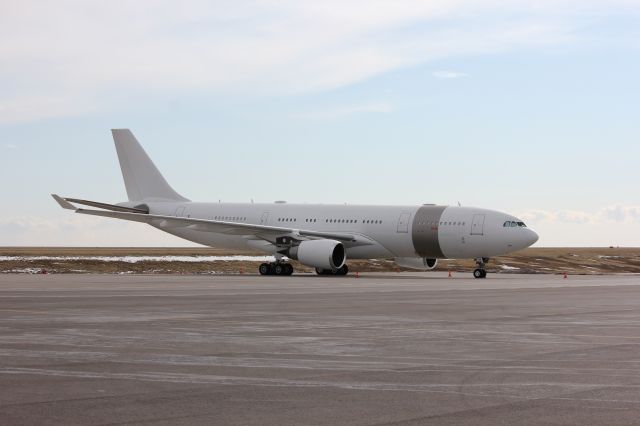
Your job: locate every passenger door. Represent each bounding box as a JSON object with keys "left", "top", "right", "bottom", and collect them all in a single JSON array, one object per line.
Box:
[
  {"left": 260, "top": 211, "right": 270, "bottom": 225},
  {"left": 397, "top": 212, "right": 411, "bottom": 233},
  {"left": 470, "top": 214, "right": 485, "bottom": 235}
]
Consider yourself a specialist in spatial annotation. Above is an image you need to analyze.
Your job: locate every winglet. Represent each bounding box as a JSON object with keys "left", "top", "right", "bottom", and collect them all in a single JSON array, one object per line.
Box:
[{"left": 51, "top": 194, "right": 77, "bottom": 210}]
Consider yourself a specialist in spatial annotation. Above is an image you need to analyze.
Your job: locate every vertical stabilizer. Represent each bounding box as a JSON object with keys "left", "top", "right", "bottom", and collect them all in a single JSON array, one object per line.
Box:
[{"left": 112, "top": 129, "right": 189, "bottom": 202}]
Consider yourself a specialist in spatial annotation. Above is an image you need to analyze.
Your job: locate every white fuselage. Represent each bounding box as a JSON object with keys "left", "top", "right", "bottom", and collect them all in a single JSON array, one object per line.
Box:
[{"left": 146, "top": 201, "right": 538, "bottom": 260}]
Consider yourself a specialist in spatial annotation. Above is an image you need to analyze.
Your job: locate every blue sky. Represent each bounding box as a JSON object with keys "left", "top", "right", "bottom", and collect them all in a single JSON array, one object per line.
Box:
[{"left": 1, "top": 1, "right": 639, "bottom": 246}]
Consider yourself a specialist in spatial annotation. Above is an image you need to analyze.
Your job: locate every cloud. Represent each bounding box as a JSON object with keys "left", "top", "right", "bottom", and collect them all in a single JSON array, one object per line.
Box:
[
  {"left": 516, "top": 205, "right": 640, "bottom": 225},
  {"left": 1, "top": 1, "right": 637, "bottom": 124},
  {"left": 600, "top": 205, "right": 640, "bottom": 223},
  {"left": 296, "top": 101, "right": 394, "bottom": 119},
  {"left": 4, "top": 143, "right": 17, "bottom": 149},
  {"left": 432, "top": 71, "right": 466, "bottom": 79},
  {"left": 0, "top": 215, "right": 195, "bottom": 246}
]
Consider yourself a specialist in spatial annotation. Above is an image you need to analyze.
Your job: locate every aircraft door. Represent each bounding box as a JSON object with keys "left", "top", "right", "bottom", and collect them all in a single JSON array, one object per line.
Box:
[
  {"left": 397, "top": 212, "right": 411, "bottom": 233},
  {"left": 471, "top": 214, "right": 485, "bottom": 235},
  {"left": 260, "top": 212, "right": 270, "bottom": 225}
]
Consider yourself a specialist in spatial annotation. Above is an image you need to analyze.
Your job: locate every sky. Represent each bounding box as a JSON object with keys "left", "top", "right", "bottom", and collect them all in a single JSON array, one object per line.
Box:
[{"left": 1, "top": 0, "right": 639, "bottom": 247}]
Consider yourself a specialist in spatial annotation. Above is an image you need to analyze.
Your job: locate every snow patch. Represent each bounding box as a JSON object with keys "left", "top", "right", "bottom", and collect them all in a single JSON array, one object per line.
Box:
[
  {"left": 499, "top": 265, "right": 520, "bottom": 270},
  {"left": 0, "top": 255, "right": 275, "bottom": 263},
  {"left": 1, "top": 268, "right": 46, "bottom": 274}
]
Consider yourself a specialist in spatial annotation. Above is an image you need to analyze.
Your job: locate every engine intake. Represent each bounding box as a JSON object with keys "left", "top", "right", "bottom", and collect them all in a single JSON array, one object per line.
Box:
[
  {"left": 288, "top": 240, "right": 346, "bottom": 271},
  {"left": 394, "top": 257, "right": 438, "bottom": 270}
]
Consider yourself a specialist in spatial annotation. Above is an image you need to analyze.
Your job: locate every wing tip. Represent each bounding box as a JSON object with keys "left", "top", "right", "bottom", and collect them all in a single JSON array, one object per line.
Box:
[{"left": 51, "top": 194, "right": 77, "bottom": 210}]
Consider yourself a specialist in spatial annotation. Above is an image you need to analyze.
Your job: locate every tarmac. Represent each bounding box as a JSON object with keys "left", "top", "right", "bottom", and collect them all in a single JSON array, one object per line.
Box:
[{"left": 1, "top": 272, "right": 640, "bottom": 425}]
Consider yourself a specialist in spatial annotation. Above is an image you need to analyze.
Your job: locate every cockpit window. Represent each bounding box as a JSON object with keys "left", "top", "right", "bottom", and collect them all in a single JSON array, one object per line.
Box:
[{"left": 504, "top": 220, "right": 527, "bottom": 227}]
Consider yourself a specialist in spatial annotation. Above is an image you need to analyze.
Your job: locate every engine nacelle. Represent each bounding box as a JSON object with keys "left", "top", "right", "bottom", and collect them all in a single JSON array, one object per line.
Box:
[
  {"left": 288, "top": 239, "right": 346, "bottom": 271},
  {"left": 394, "top": 257, "right": 438, "bottom": 270}
]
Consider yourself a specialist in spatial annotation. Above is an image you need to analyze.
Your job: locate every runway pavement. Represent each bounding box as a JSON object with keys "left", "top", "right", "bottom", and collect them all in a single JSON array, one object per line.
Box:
[{"left": 1, "top": 272, "right": 640, "bottom": 425}]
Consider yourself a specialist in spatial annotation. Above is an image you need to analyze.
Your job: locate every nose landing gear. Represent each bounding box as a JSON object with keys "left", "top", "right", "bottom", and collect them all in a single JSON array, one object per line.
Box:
[{"left": 473, "top": 257, "right": 489, "bottom": 279}]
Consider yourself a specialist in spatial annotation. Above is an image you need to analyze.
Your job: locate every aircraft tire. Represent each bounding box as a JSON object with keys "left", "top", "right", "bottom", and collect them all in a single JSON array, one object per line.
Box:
[
  {"left": 473, "top": 268, "right": 485, "bottom": 279},
  {"left": 285, "top": 264, "right": 294, "bottom": 275},
  {"left": 259, "top": 263, "right": 271, "bottom": 275}
]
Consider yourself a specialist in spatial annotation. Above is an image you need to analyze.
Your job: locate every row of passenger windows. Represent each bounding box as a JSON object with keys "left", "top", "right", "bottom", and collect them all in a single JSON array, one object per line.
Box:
[
  {"left": 418, "top": 221, "right": 466, "bottom": 226},
  {"left": 504, "top": 221, "right": 527, "bottom": 227},
  {"left": 327, "top": 219, "right": 382, "bottom": 224},
  {"left": 214, "top": 216, "right": 246, "bottom": 221},
  {"left": 278, "top": 218, "right": 297, "bottom": 222},
  {"left": 279, "top": 218, "right": 383, "bottom": 224}
]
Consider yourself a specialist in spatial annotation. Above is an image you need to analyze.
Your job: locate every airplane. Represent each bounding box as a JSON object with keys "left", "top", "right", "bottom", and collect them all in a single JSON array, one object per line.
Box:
[{"left": 52, "top": 129, "right": 538, "bottom": 278}]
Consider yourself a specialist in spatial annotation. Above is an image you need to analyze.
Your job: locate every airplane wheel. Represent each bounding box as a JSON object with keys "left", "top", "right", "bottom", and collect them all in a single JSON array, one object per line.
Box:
[
  {"left": 481, "top": 269, "right": 487, "bottom": 278},
  {"left": 337, "top": 265, "right": 349, "bottom": 275},
  {"left": 259, "top": 263, "right": 271, "bottom": 275},
  {"left": 473, "top": 268, "right": 485, "bottom": 279},
  {"left": 285, "top": 264, "right": 294, "bottom": 275},
  {"left": 315, "top": 268, "right": 325, "bottom": 275},
  {"left": 274, "top": 264, "right": 284, "bottom": 275}
]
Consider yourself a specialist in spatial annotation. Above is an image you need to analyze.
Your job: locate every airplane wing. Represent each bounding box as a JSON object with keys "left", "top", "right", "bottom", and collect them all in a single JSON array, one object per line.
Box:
[
  {"left": 52, "top": 194, "right": 147, "bottom": 213},
  {"left": 52, "top": 195, "right": 375, "bottom": 247}
]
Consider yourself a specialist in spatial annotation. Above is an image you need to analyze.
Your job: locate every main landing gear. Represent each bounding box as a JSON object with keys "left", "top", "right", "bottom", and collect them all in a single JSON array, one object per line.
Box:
[
  {"left": 258, "top": 262, "right": 294, "bottom": 276},
  {"left": 473, "top": 257, "right": 489, "bottom": 279},
  {"left": 315, "top": 264, "right": 349, "bottom": 276}
]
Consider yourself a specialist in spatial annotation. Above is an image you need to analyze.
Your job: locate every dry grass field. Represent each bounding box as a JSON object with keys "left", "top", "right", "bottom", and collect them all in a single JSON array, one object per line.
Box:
[{"left": 1, "top": 247, "right": 640, "bottom": 275}]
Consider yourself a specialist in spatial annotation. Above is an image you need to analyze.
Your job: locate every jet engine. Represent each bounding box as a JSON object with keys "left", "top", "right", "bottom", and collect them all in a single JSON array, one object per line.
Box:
[
  {"left": 287, "top": 239, "right": 346, "bottom": 271},
  {"left": 394, "top": 257, "right": 438, "bottom": 270}
]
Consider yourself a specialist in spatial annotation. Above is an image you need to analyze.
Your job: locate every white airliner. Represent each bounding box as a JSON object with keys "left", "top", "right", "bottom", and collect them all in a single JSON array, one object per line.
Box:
[{"left": 53, "top": 129, "right": 538, "bottom": 278}]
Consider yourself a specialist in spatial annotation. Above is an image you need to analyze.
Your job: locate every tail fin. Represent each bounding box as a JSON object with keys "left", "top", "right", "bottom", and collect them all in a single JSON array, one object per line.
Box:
[{"left": 112, "top": 129, "right": 189, "bottom": 202}]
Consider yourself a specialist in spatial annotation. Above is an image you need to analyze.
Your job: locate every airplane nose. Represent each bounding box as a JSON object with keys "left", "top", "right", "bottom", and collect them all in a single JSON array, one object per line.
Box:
[{"left": 525, "top": 229, "right": 539, "bottom": 247}]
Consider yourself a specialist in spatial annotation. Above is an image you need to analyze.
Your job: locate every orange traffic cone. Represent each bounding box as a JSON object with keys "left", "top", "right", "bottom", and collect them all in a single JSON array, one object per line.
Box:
[
  {"left": 355, "top": 271, "right": 360, "bottom": 278},
  {"left": 563, "top": 272, "right": 568, "bottom": 279},
  {"left": 448, "top": 270, "right": 452, "bottom": 278}
]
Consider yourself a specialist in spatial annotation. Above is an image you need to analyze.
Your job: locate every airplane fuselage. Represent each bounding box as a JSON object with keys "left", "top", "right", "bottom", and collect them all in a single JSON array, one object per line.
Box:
[{"left": 148, "top": 201, "right": 538, "bottom": 260}]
